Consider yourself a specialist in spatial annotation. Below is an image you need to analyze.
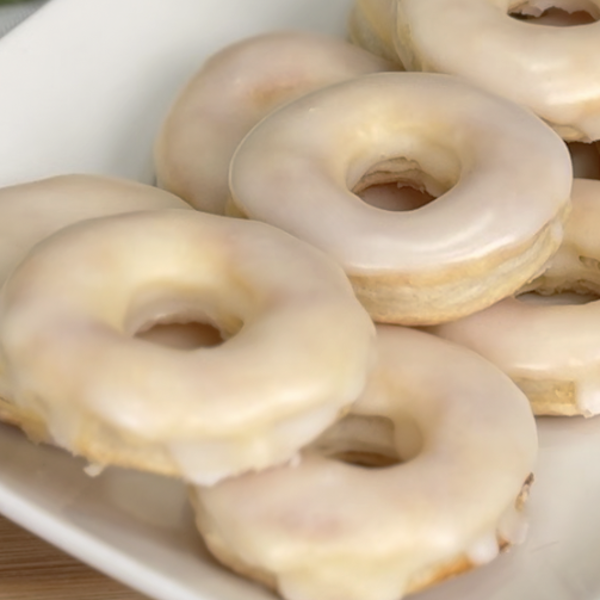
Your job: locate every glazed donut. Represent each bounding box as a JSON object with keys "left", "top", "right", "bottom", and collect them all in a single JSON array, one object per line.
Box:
[
  {"left": 227, "top": 72, "right": 572, "bottom": 325},
  {"left": 191, "top": 326, "right": 537, "bottom": 600},
  {"left": 386, "top": 0, "right": 600, "bottom": 141},
  {"left": 428, "top": 178, "right": 600, "bottom": 417},
  {"left": 0, "top": 174, "right": 193, "bottom": 430},
  {"left": 0, "top": 210, "right": 375, "bottom": 484},
  {"left": 154, "top": 31, "right": 394, "bottom": 214}
]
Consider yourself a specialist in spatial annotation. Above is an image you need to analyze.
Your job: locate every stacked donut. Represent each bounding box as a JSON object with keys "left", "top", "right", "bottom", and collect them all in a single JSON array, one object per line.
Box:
[
  {"left": 349, "top": 0, "right": 600, "bottom": 141},
  {"left": 1, "top": 15, "right": 596, "bottom": 600}
]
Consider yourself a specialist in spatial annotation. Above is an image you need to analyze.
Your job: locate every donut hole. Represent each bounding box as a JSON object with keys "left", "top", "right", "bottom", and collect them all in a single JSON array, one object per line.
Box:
[
  {"left": 568, "top": 142, "right": 600, "bottom": 180},
  {"left": 136, "top": 321, "right": 224, "bottom": 349},
  {"left": 353, "top": 159, "right": 448, "bottom": 212},
  {"left": 308, "top": 413, "right": 423, "bottom": 469},
  {"left": 127, "top": 286, "right": 234, "bottom": 350},
  {"left": 357, "top": 182, "right": 435, "bottom": 212},
  {"left": 509, "top": 0, "right": 598, "bottom": 25}
]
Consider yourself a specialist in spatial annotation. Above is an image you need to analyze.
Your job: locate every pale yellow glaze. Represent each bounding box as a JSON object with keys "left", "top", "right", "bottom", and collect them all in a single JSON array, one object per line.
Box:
[
  {"left": 155, "top": 31, "right": 394, "bottom": 214},
  {"left": 429, "top": 178, "right": 600, "bottom": 416},
  {"left": 192, "top": 326, "right": 537, "bottom": 600},
  {"left": 0, "top": 210, "right": 375, "bottom": 484}
]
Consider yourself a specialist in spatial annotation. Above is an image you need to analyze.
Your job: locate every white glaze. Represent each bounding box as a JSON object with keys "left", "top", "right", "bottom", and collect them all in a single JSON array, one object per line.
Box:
[
  {"left": 429, "top": 178, "right": 600, "bottom": 416},
  {"left": 392, "top": 0, "right": 600, "bottom": 141},
  {"left": 155, "top": 31, "right": 394, "bottom": 214},
  {"left": 229, "top": 72, "right": 570, "bottom": 273},
  {"left": 0, "top": 210, "right": 375, "bottom": 484},
  {"left": 0, "top": 174, "right": 192, "bottom": 286},
  {"left": 192, "top": 326, "right": 537, "bottom": 600}
]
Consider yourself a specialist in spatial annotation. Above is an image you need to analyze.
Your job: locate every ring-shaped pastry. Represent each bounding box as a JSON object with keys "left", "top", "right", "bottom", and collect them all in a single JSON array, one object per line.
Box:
[
  {"left": 191, "top": 326, "right": 537, "bottom": 600},
  {"left": 429, "top": 178, "right": 600, "bottom": 416},
  {"left": 155, "top": 31, "right": 393, "bottom": 214},
  {"left": 227, "top": 72, "right": 571, "bottom": 325},
  {"left": 0, "top": 210, "right": 375, "bottom": 484},
  {"left": 391, "top": 0, "right": 600, "bottom": 141}
]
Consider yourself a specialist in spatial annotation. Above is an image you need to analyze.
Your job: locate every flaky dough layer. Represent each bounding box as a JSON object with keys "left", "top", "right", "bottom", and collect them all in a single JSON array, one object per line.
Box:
[{"left": 429, "top": 178, "right": 600, "bottom": 416}]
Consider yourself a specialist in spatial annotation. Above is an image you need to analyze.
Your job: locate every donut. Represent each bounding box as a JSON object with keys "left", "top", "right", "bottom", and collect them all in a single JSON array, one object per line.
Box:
[
  {"left": 0, "top": 209, "right": 375, "bottom": 484},
  {"left": 227, "top": 72, "right": 572, "bottom": 325},
  {"left": 154, "top": 31, "right": 394, "bottom": 214},
  {"left": 190, "top": 326, "right": 537, "bottom": 600},
  {"left": 428, "top": 178, "right": 600, "bottom": 417},
  {"left": 382, "top": 0, "right": 600, "bottom": 141},
  {"left": 0, "top": 174, "right": 193, "bottom": 427}
]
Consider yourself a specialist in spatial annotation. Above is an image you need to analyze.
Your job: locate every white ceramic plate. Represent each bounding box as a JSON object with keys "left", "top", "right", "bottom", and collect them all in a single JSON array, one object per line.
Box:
[{"left": 1, "top": 1, "right": 600, "bottom": 599}]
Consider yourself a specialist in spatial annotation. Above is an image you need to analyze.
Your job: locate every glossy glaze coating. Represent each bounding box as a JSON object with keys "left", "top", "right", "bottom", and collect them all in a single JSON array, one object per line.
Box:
[
  {"left": 228, "top": 72, "right": 571, "bottom": 324},
  {"left": 192, "top": 326, "right": 536, "bottom": 600},
  {"left": 0, "top": 210, "right": 375, "bottom": 483},
  {"left": 357, "top": 0, "right": 600, "bottom": 141}
]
